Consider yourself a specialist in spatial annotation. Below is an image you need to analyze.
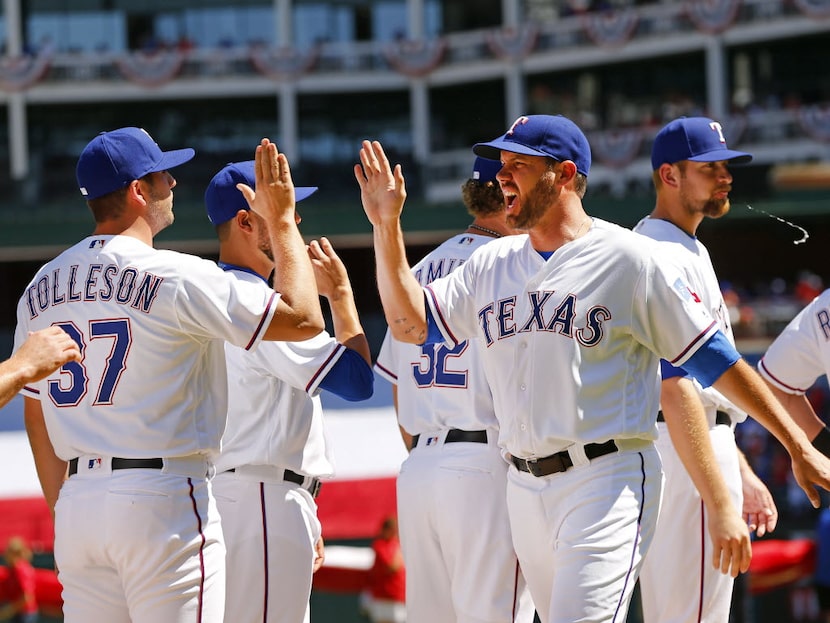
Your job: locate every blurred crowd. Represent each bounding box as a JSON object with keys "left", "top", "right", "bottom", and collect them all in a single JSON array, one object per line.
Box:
[{"left": 726, "top": 270, "right": 825, "bottom": 342}]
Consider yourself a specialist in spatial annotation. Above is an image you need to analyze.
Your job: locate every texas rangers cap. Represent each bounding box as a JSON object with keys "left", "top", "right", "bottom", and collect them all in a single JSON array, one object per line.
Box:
[
  {"left": 471, "top": 156, "right": 502, "bottom": 183},
  {"left": 473, "top": 114, "right": 591, "bottom": 177},
  {"left": 651, "top": 117, "right": 753, "bottom": 170},
  {"left": 205, "top": 160, "right": 318, "bottom": 226},
  {"left": 76, "top": 127, "right": 195, "bottom": 200}
]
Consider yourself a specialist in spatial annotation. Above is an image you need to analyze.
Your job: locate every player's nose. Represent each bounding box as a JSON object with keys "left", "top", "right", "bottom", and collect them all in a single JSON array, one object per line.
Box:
[
  {"left": 160, "top": 170, "right": 176, "bottom": 189},
  {"left": 715, "top": 162, "right": 733, "bottom": 181}
]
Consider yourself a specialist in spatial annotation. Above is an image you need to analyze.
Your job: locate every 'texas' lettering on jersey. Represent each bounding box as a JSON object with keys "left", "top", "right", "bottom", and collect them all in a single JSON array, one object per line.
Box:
[
  {"left": 25, "top": 264, "right": 164, "bottom": 319},
  {"left": 477, "top": 290, "right": 611, "bottom": 347}
]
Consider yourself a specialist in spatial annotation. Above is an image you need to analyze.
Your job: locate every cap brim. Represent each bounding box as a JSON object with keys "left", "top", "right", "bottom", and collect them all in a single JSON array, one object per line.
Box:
[
  {"left": 155, "top": 148, "right": 196, "bottom": 172},
  {"left": 688, "top": 150, "right": 753, "bottom": 165},
  {"left": 473, "top": 139, "right": 549, "bottom": 161},
  {"left": 295, "top": 187, "right": 318, "bottom": 202}
]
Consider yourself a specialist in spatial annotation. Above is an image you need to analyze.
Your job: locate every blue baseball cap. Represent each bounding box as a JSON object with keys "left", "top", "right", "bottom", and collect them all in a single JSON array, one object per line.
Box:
[
  {"left": 471, "top": 156, "right": 502, "bottom": 183},
  {"left": 651, "top": 117, "right": 752, "bottom": 170},
  {"left": 76, "top": 127, "right": 195, "bottom": 200},
  {"left": 473, "top": 115, "right": 591, "bottom": 177},
  {"left": 205, "top": 160, "right": 318, "bottom": 226}
]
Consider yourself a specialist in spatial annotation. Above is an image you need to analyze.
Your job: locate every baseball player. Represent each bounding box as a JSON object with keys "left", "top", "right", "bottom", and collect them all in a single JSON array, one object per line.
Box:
[
  {"left": 204, "top": 160, "right": 374, "bottom": 623},
  {"left": 0, "top": 327, "right": 80, "bottom": 410},
  {"left": 354, "top": 115, "right": 830, "bottom": 623},
  {"left": 635, "top": 116, "right": 778, "bottom": 622},
  {"left": 373, "top": 157, "right": 534, "bottom": 623},
  {"left": 759, "top": 290, "right": 830, "bottom": 456},
  {"left": 14, "top": 129, "right": 325, "bottom": 623}
]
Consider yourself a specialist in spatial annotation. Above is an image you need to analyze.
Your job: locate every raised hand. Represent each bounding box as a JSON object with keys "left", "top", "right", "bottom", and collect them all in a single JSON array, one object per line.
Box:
[
  {"left": 354, "top": 140, "right": 407, "bottom": 228},
  {"left": 308, "top": 237, "right": 351, "bottom": 302},
  {"left": 238, "top": 138, "right": 296, "bottom": 224}
]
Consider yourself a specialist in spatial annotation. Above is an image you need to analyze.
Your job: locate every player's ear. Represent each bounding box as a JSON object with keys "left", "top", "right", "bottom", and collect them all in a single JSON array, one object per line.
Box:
[
  {"left": 559, "top": 160, "right": 578, "bottom": 187},
  {"left": 658, "top": 163, "right": 679, "bottom": 188},
  {"left": 127, "top": 179, "right": 148, "bottom": 207},
  {"left": 236, "top": 209, "right": 255, "bottom": 232}
]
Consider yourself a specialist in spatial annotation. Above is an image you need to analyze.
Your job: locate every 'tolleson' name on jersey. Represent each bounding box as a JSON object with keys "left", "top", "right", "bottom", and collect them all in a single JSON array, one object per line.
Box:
[
  {"left": 476, "top": 291, "right": 611, "bottom": 348},
  {"left": 25, "top": 264, "right": 163, "bottom": 319}
]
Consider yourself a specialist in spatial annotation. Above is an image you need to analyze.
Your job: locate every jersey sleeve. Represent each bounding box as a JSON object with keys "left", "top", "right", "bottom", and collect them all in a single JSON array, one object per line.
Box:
[
  {"left": 374, "top": 329, "right": 399, "bottom": 385},
  {"left": 758, "top": 291, "right": 830, "bottom": 394},
  {"left": 423, "top": 258, "right": 481, "bottom": 347},
  {"left": 173, "top": 257, "right": 279, "bottom": 352},
  {"left": 248, "top": 331, "right": 344, "bottom": 395},
  {"left": 318, "top": 349, "right": 374, "bottom": 401},
  {"left": 630, "top": 251, "right": 720, "bottom": 367}
]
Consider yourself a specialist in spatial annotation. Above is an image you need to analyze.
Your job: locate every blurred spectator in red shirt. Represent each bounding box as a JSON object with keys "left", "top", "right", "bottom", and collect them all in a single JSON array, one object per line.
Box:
[
  {"left": 0, "top": 537, "right": 38, "bottom": 623},
  {"left": 795, "top": 270, "right": 823, "bottom": 305},
  {"left": 362, "top": 515, "right": 406, "bottom": 623}
]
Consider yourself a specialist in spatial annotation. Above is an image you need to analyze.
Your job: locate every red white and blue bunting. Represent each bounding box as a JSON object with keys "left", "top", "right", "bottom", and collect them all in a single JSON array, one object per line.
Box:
[
  {"left": 798, "top": 104, "right": 830, "bottom": 142},
  {"left": 249, "top": 44, "right": 319, "bottom": 81},
  {"left": 383, "top": 38, "right": 447, "bottom": 78},
  {"left": 684, "top": 0, "right": 741, "bottom": 35},
  {"left": 588, "top": 128, "right": 644, "bottom": 168},
  {"left": 116, "top": 50, "right": 186, "bottom": 88},
  {"left": 485, "top": 24, "right": 539, "bottom": 62},
  {"left": 792, "top": 0, "right": 830, "bottom": 17},
  {"left": 581, "top": 8, "right": 639, "bottom": 48},
  {"left": 0, "top": 50, "right": 52, "bottom": 92}
]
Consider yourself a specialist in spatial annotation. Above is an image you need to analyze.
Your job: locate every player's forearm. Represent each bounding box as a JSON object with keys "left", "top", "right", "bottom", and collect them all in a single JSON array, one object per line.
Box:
[
  {"left": 661, "top": 379, "right": 737, "bottom": 514},
  {"left": 23, "top": 399, "right": 66, "bottom": 511},
  {"left": 0, "top": 358, "right": 29, "bottom": 410},
  {"left": 373, "top": 223, "right": 426, "bottom": 344},
  {"left": 713, "top": 360, "right": 811, "bottom": 454},
  {"left": 266, "top": 221, "right": 325, "bottom": 341},
  {"left": 766, "top": 383, "right": 825, "bottom": 441},
  {"left": 328, "top": 288, "right": 372, "bottom": 365}
]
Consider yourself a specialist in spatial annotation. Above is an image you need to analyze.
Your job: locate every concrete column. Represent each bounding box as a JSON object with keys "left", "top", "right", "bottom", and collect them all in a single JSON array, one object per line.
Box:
[
  {"left": 408, "top": 0, "right": 425, "bottom": 38},
  {"left": 705, "top": 37, "right": 727, "bottom": 119},
  {"left": 279, "top": 85, "right": 299, "bottom": 163},
  {"left": 503, "top": 0, "right": 521, "bottom": 28},
  {"left": 4, "top": 0, "right": 28, "bottom": 180},
  {"left": 411, "top": 80, "right": 429, "bottom": 163},
  {"left": 505, "top": 69, "right": 525, "bottom": 126},
  {"left": 275, "top": 0, "right": 292, "bottom": 47}
]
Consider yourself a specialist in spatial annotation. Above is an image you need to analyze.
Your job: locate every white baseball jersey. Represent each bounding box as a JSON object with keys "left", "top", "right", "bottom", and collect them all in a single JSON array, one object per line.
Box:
[
  {"left": 214, "top": 267, "right": 343, "bottom": 476},
  {"left": 634, "top": 216, "right": 746, "bottom": 424},
  {"left": 634, "top": 215, "right": 744, "bottom": 623},
  {"left": 376, "top": 232, "right": 534, "bottom": 623},
  {"left": 14, "top": 235, "right": 277, "bottom": 461},
  {"left": 213, "top": 266, "right": 348, "bottom": 623},
  {"left": 759, "top": 288, "right": 830, "bottom": 394},
  {"left": 375, "top": 232, "right": 499, "bottom": 435},
  {"left": 425, "top": 218, "right": 718, "bottom": 460},
  {"left": 13, "top": 233, "right": 280, "bottom": 623}
]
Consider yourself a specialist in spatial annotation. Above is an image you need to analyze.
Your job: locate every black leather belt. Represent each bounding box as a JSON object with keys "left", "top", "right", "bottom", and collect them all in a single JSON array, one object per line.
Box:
[
  {"left": 226, "top": 468, "right": 322, "bottom": 499},
  {"left": 411, "top": 429, "right": 488, "bottom": 448},
  {"left": 656, "top": 410, "right": 732, "bottom": 426},
  {"left": 68, "top": 457, "right": 163, "bottom": 476},
  {"left": 511, "top": 440, "right": 618, "bottom": 477}
]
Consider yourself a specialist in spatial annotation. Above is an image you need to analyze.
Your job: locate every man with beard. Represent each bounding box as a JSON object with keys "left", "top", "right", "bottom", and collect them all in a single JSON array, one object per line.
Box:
[
  {"left": 353, "top": 114, "right": 830, "bottom": 623},
  {"left": 205, "top": 160, "right": 374, "bottom": 623},
  {"left": 373, "top": 157, "right": 534, "bottom": 623},
  {"left": 635, "top": 116, "right": 779, "bottom": 623}
]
